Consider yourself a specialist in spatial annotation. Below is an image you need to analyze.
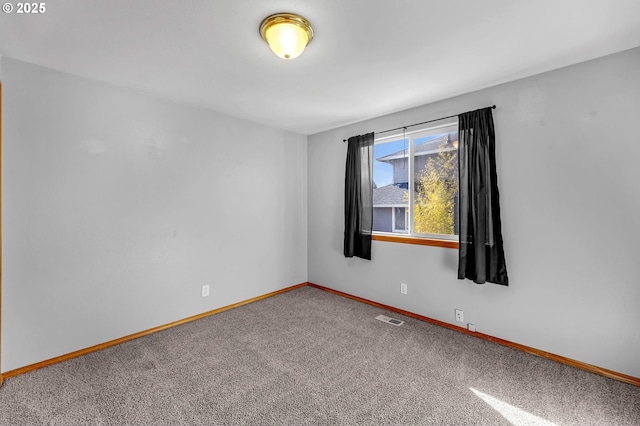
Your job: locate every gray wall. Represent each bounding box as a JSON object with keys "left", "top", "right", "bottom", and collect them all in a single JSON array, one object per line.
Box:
[
  {"left": 308, "top": 48, "right": 640, "bottom": 378},
  {"left": 1, "top": 58, "right": 308, "bottom": 372}
]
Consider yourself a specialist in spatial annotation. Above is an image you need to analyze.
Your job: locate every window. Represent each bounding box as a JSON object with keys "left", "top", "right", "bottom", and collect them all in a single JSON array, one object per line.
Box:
[{"left": 372, "top": 120, "right": 459, "bottom": 246}]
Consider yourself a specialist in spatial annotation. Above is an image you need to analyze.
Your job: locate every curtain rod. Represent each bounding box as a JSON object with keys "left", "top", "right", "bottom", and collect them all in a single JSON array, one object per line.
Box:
[{"left": 343, "top": 105, "right": 496, "bottom": 142}]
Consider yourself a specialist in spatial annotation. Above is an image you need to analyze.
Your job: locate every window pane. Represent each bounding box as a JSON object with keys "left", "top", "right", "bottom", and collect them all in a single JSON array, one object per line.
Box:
[
  {"left": 394, "top": 207, "right": 407, "bottom": 232},
  {"left": 373, "top": 139, "right": 409, "bottom": 234},
  {"left": 372, "top": 121, "right": 459, "bottom": 241},
  {"left": 413, "top": 129, "right": 459, "bottom": 236}
]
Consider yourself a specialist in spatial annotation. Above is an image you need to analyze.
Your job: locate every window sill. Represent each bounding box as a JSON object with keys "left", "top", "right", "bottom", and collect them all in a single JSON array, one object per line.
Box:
[{"left": 372, "top": 234, "right": 459, "bottom": 249}]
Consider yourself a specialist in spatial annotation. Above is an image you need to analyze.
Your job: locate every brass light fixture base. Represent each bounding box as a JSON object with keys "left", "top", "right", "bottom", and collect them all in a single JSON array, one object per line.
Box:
[{"left": 259, "top": 13, "right": 314, "bottom": 59}]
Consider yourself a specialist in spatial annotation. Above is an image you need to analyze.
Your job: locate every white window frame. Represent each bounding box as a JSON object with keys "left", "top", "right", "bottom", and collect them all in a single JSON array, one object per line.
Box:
[
  {"left": 373, "top": 118, "right": 459, "bottom": 242},
  {"left": 391, "top": 206, "right": 409, "bottom": 233}
]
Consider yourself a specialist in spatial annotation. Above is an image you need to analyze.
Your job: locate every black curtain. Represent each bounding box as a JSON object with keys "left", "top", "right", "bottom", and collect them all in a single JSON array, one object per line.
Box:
[
  {"left": 458, "top": 108, "right": 508, "bottom": 285},
  {"left": 344, "top": 133, "right": 374, "bottom": 260}
]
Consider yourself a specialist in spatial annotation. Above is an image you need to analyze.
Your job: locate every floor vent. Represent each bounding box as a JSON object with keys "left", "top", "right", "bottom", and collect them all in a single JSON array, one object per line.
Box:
[{"left": 375, "top": 314, "right": 405, "bottom": 326}]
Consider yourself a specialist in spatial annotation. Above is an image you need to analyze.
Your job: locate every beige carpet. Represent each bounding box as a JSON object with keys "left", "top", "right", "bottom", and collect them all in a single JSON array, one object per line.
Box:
[{"left": 1, "top": 286, "right": 638, "bottom": 425}]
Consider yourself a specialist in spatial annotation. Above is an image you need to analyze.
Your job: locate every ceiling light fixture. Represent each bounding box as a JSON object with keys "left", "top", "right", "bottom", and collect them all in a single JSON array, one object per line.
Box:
[{"left": 259, "top": 13, "right": 313, "bottom": 60}]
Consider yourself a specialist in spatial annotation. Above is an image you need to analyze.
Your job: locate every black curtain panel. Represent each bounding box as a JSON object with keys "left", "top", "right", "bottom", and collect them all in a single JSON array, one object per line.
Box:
[
  {"left": 344, "top": 133, "right": 374, "bottom": 260},
  {"left": 458, "top": 108, "right": 509, "bottom": 285}
]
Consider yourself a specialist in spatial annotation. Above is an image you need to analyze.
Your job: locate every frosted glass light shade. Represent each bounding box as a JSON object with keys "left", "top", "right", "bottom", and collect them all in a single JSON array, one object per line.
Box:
[{"left": 260, "top": 13, "right": 313, "bottom": 60}]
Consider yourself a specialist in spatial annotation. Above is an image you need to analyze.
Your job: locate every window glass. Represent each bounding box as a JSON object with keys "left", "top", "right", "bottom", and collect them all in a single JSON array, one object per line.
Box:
[
  {"left": 372, "top": 138, "right": 408, "bottom": 234},
  {"left": 372, "top": 121, "right": 459, "bottom": 240}
]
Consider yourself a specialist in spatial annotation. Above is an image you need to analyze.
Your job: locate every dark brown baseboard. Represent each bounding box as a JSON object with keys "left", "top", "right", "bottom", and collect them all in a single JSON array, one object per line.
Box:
[
  {"left": 307, "top": 282, "right": 640, "bottom": 387},
  {"left": 2, "top": 283, "right": 307, "bottom": 379}
]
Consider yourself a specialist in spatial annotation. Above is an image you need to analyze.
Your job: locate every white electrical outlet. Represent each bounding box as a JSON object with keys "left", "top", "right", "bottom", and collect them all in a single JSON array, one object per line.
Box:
[
  {"left": 201, "top": 285, "right": 210, "bottom": 298},
  {"left": 400, "top": 283, "right": 408, "bottom": 295},
  {"left": 454, "top": 309, "right": 464, "bottom": 322}
]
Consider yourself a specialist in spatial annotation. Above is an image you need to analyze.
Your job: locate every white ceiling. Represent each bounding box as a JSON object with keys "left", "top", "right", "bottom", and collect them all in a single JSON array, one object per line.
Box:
[{"left": 1, "top": 0, "right": 639, "bottom": 135}]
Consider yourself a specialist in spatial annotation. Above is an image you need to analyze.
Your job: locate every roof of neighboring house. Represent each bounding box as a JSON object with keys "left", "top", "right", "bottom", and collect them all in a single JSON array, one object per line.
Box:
[
  {"left": 377, "top": 133, "right": 458, "bottom": 163},
  {"left": 373, "top": 183, "right": 408, "bottom": 206}
]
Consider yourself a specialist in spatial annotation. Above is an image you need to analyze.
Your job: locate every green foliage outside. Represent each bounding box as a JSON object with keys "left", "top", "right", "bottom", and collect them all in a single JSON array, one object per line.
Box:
[{"left": 412, "top": 144, "right": 458, "bottom": 235}]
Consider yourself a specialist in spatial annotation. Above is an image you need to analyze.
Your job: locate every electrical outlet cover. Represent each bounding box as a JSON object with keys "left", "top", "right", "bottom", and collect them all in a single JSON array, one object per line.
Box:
[{"left": 454, "top": 309, "right": 464, "bottom": 322}]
